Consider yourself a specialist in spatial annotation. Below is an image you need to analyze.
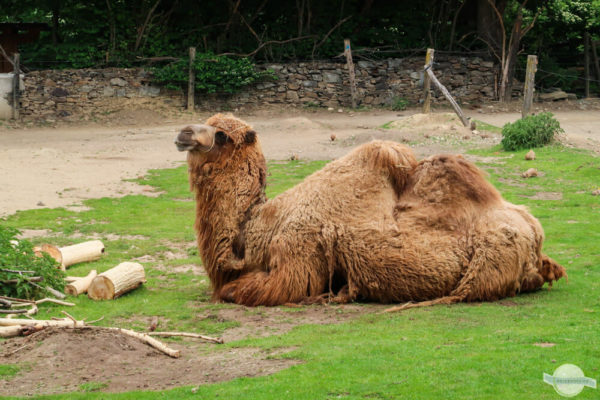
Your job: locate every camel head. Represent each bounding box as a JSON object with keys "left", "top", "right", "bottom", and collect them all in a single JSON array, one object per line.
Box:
[{"left": 175, "top": 113, "right": 257, "bottom": 157}]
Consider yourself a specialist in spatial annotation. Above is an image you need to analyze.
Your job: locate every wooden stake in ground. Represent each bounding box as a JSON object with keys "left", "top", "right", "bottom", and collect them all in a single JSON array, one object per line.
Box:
[
  {"left": 35, "top": 240, "right": 105, "bottom": 270},
  {"left": 422, "top": 48, "right": 434, "bottom": 113},
  {"left": 343, "top": 39, "right": 358, "bottom": 109},
  {"left": 522, "top": 55, "right": 537, "bottom": 118},
  {"left": 424, "top": 65, "right": 470, "bottom": 128},
  {"left": 65, "top": 270, "right": 97, "bottom": 296},
  {"left": 187, "top": 46, "right": 196, "bottom": 110},
  {"left": 88, "top": 262, "right": 146, "bottom": 300}
]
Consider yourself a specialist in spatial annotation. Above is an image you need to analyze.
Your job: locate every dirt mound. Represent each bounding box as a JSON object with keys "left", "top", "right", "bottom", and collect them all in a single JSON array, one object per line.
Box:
[
  {"left": 1, "top": 328, "right": 299, "bottom": 396},
  {"left": 387, "top": 112, "right": 473, "bottom": 136}
]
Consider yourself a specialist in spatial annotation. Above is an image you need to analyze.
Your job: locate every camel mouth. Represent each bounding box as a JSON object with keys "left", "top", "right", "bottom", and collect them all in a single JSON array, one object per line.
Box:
[{"left": 174, "top": 140, "right": 196, "bottom": 152}]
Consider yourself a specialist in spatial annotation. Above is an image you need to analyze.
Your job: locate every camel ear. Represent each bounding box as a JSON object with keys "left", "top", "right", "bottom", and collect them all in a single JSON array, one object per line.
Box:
[
  {"left": 215, "top": 131, "right": 228, "bottom": 146},
  {"left": 244, "top": 130, "right": 257, "bottom": 144}
]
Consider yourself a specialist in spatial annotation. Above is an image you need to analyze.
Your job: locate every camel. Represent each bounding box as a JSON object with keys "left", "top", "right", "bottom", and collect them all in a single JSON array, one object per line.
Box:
[{"left": 175, "top": 113, "right": 566, "bottom": 308}]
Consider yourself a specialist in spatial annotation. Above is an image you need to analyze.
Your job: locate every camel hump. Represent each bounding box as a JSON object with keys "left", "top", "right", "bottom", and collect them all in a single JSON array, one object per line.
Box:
[
  {"left": 349, "top": 140, "right": 417, "bottom": 192},
  {"left": 409, "top": 154, "right": 502, "bottom": 206}
]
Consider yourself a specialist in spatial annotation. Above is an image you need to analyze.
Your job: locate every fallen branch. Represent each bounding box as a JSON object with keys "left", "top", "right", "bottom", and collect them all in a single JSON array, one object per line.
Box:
[
  {"left": 95, "top": 327, "right": 181, "bottom": 358},
  {"left": 0, "top": 317, "right": 85, "bottom": 328},
  {"left": 149, "top": 331, "right": 224, "bottom": 344},
  {"left": 1, "top": 276, "right": 42, "bottom": 284}
]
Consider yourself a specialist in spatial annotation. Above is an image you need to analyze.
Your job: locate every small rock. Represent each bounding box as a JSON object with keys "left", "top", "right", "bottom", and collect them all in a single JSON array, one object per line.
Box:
[
  {"left": 525, "top": 150, "right": 536, "bottom": 160},
  {"left": 472, "top": 129, "right": 480, "bottom": 135},
  {"left": 337, "top": 109, "right": 343, "bottom": 113},
  {"left": 592, "top": 189, "right": 600, "bottom": 196},
  {"left": 330, "top": 134, "right": 337, "bottom": 141},
  {"left": 289, "top": 154, "right": 298, "bottom": 161},
  {"left": 37, "top": 201, "right": 45, "bottom": 206},
  {"left": 327, "top": 107, "right": 334, "bottom": 111},
  {"left": 522, "top": 168, "right": 538, "bottom": 178}
]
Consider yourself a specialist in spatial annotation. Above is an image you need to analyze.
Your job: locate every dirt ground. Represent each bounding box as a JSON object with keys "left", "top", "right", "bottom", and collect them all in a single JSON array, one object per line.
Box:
[
  {"left": 0, "top": 304, "right": 381, "bottom": 396},
  {"left": 1, "top": 99, "right": 599, "bottom": 217}
]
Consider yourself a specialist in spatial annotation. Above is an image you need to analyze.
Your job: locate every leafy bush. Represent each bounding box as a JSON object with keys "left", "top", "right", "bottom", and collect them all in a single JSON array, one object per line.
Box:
[
  {"left": 390, "top": 97, "right": 409, "bottom": 111},
  {"left": 0, "top": 226, "right": 65, "bottom": 299},
  {"left": 501, "top": 112, "right": 564, "bottom": 151},
  {"left": 152, "top": 53, "right": 273, "bottom": 94}
]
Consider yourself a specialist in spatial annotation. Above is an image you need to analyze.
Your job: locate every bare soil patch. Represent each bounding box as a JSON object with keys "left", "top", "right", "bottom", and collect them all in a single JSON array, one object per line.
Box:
[
  {"left": 0, "top": 303, "right": 380, "bottom": 396},
  {"left": 521, "top": 192, "right": 563, "bottom": 200},
  {"left": 1, "top": 328, "right": 299, "bottom": 396}
]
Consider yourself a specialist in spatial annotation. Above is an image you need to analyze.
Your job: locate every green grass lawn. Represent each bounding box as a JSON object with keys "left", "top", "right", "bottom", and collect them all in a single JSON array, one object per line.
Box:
[{"left": 1, "top": 146, "right": 599, "bottom": 399}]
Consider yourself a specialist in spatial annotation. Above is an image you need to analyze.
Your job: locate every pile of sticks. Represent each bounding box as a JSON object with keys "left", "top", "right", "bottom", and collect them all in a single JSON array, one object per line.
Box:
[{"left": 1, "top": 311, "right": 223, "bottom": 358}]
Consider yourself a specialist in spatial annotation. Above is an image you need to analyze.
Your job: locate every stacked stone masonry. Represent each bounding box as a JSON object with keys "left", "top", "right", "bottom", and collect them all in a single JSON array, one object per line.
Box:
[{"left": 18, "top": 56, "right": 496, "bottom": 119}]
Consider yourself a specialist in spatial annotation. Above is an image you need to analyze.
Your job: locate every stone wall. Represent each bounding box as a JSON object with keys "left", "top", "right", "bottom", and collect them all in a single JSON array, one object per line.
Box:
[
  {"left": 17, "top": 56, "right": 496, "bottom": 120},
  {"left": 19, "top": 68, "right": 170, "bottom": 120},
  {"left": 219, "top": 56, "right": 497, "bottom": 109}
]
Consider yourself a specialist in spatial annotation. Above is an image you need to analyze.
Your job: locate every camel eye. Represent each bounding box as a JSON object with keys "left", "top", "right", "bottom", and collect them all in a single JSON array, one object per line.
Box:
[{"left": 215, "top": 131, "right": 228, "bottom": 145}]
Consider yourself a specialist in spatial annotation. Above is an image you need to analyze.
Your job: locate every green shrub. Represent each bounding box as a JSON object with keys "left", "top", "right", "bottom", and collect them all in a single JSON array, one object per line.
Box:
[
  {"left": 0, "top": 226, "right": 65, "bottom": 299},
  {"left": 390, "top": 97, "right": 409, "bottom": 111},
  {"left": 152, "top": 53, "right": 273, "bottom": 94},
  {"left": 500, "top": 112, "right": 563, "bottom": 151}
]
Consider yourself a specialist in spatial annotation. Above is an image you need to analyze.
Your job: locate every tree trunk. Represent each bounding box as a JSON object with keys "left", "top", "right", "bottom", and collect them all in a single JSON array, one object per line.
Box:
[
  {"left": 51, "top": 0, "right": 61, "bottom": 46},
  {"left": 499, "top": 5, "right": 524, "bottom": 102}
]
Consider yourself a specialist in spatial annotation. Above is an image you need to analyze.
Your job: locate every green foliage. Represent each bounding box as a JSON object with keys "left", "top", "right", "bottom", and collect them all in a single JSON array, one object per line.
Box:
[
  {"left": 390, "top": 97, "right": 409, "bottom": 111},
  {"left": 152, "top": 54, "right": 273, "bottom": 94},
  {"left": 0, "top": 225, "right": 64, "bottom": 299},
  {"left": 0, "top": 364, "right": 20, "bottom": 378},
  {"left": 501, "top": 112, "right": 564, "bottom": 151}
]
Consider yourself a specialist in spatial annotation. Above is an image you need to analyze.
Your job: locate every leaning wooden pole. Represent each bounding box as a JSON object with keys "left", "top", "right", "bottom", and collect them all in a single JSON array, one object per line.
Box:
[
  {"left": 522, "top": 55, "right": 537, "bottom": 118},
  {"left": 422, "top": 48, "right": 434, "bottom": 113},
  {"left": 187, "top": 46, "right": 196, "bottom": 110},
  {"left": 424, "top": 64, "right": 470, "bottom": 128},
  {"left": 12, "top": 53, "right": 19, "bottom": 120},
  {"left": 343, "top": 39, "right": 358, "bottom": 109}
]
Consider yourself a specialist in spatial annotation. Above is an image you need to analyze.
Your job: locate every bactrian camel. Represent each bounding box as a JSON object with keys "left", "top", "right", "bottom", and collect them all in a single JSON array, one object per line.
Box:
[{"left": 174, "top": 114, "right": 566, "bottom": 309}]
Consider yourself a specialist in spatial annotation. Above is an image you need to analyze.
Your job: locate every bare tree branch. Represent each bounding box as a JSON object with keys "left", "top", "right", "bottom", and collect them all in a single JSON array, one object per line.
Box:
[
  {"left": 311, "top": 15, "right": 352, "bottom": 59},
  {"left": 134, "top": 0, "right": 162, "bottom": 52},
  {"left": 219, "top": 35, "right": 315, "bottom": 58}
]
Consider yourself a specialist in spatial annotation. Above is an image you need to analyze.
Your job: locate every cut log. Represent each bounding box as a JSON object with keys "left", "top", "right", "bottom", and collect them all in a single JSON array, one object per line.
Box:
[
  {"left": 65, "top": 270, "right": 97, "bottom": 296},
  {"left": 34, "top": 240, "right": 105, "bottom": 270},
  {"left": 88, "top": 262, "right": 146, "bottom": 300}
]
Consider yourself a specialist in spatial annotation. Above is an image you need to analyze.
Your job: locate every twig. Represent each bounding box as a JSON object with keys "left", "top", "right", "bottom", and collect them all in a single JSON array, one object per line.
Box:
[
  {"left": 0, "top": 268, "right": 36, "bottom": 274},
  {"left": 0, "top": 298, "right": 11, "bottom": 308},
  {"left": 0, "top": 296, "right": 34, "bottom": 304},
  {"left": 35, "top": 298, "right": 74, "bottom": 306},
  {"left": 0, "top": 309, "right": 26, "bottom": 314},
  {"left": 149, "top": 331, "right": 224, "bottom": 344},
  {"left": 1, "top": 276, "right": 42, "bottom": 284},
  {"left": 86, "top": 316, "right": 104, "bottom": 325},
  {"left": 61, "top": 310, "right": 77, "bottom": 324},
  {"left": 84, "top": 326, "right": 181, "bottom": 358}
]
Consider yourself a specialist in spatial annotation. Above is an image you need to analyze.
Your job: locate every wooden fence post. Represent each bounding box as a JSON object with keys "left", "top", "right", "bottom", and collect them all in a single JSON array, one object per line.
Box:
[
  {"left": 584, "top": 33, "right": 590, "bottom": 98},
  {"left": 12, "top": 53, "right": 19, "bottom": 120},
  {"left": 343, "top": 39, "right": 357, "bottom": 109},
  {"left": 422, "top": 48, "right": 434, "bottom": 113},
  {"left": 522, "top": 55, "right": 537, "bottom": 118},
  {"left": 187, "top": 47, "right": 196, "bottom": 110}
]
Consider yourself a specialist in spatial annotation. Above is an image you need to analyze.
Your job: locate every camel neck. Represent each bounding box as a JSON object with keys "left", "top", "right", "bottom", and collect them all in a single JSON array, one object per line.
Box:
[{"left": 188, "top": 151, "right": 266, "bottom": 290}]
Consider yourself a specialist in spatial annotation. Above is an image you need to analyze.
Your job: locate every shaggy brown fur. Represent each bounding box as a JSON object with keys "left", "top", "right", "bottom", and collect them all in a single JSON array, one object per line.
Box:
[{"left": 176, "top": 114, "right": 566, "bottom": 307}]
